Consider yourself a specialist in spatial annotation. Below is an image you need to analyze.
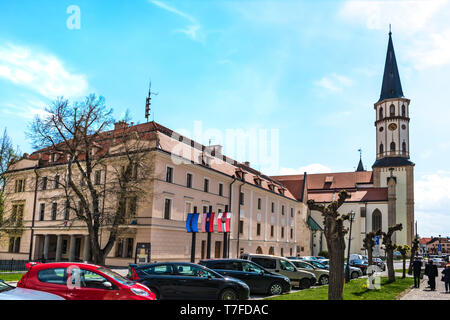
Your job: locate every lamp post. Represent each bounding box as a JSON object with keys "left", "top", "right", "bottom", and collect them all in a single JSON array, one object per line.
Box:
[{"left": 345, "top": 210, "right": 356, "bottom": 283}]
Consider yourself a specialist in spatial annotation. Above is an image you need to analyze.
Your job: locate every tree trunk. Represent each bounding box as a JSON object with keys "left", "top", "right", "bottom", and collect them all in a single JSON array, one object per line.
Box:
[
  {"left": 386, "top": 248, "right": 395, "bottom": 282},
  {"left": 327, "top": 238, "right": 346, "bottom": 300},
  {"left": 367, "top": 247, "right": 373, "bottom": 266}
]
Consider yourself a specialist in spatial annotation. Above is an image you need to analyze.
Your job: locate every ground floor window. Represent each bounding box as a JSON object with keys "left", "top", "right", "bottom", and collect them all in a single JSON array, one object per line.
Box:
[{"left": 8, "top": 237, "right": 21, "bottom": 253}]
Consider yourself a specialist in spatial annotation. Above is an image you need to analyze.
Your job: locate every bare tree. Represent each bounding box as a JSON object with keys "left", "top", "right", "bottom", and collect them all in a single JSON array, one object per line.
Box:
[
  {"left": 0, "top": 128, "right": 20, "bottom": 226},
  {"left": 376, "top": 223, "right": 403, "bottom": 282},
  {"left": 408, "top": 236, "right": 420, "bottom": 275},
  {"left": 396, "top": 245, "right": 410, "bottom": 279},
  {"left": 28, "top": 94, "right": 156, "bottom": 265},
  {"left": 307, "top": 190, "right": 351, "bottom": 300},
  {"left": 363, "top": 231, "right": 377, "bottom": 266}
]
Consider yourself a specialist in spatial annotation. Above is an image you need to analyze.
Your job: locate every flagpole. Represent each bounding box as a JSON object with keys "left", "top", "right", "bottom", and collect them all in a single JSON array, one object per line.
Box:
[
  {"left": 190, "top": 206, "right": 198, "bottom": 263},
  {"left": 207, "top": 205, "right": 212, "bottom": 259},
  {"left": 223, "top": 205, "right": 229, "bottom": 258}
]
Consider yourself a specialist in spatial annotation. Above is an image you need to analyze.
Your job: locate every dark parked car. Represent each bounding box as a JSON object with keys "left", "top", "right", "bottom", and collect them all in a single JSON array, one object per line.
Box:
[
  {"left": 349, "top": 259, "right": 368, "bottom": 275},
  {"left": 372, "top": 258, "right": 386, "bottom": 271},
  {"left": 127, "top": 262, "right": 250, "bottom": 300},
  {"left": 199, "top": 259, "right": 291, "bottom": 296}
]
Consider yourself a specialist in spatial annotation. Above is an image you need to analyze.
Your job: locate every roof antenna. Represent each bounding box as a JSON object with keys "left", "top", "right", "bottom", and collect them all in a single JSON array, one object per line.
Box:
[{"left": 145, "top": 80, "right": 159, "bottom": 123}]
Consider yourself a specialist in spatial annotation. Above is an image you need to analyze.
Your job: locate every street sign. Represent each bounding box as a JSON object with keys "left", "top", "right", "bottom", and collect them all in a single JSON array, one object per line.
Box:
[
  {"left": 373, "top": 236, "right": 380, "bottom": 257},
  {"left": 438, "top": 244, "right": 442, "bottom": 257}
]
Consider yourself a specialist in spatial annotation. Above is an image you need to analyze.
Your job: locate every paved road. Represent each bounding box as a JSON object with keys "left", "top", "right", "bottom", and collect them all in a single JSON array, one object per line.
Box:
[{"left": 400, "top": 268, "right": 450, "bottom": 300}]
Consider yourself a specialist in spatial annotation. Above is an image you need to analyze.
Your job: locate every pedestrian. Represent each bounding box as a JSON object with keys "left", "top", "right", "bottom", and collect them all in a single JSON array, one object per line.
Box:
[
  {"left": 412, "top": 256, "right": 422, "bottom": 288},
  {"left": 424, "top": 259, "right": 438, "bottom": 291},
  {"left": 442, "top": 263, "right": 450, "bottom": 293}
]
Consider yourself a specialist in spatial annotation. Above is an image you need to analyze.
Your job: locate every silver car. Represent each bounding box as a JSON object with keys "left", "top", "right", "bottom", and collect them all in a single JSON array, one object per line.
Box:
[
  {"left": 319, "top": 259, "right": 363, "bottom": 279},
  {"left": 0, "top": 280, "right": 64, "bottom": 300}
]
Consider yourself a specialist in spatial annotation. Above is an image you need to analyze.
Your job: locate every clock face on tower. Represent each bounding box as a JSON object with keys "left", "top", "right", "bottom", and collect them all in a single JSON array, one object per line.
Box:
[{"left": 388, "top": 123, "right": 397, "bottom": 131}]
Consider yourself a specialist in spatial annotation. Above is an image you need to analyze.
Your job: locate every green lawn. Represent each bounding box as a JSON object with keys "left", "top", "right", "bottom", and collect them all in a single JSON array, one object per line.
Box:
[
  {"left": 266, "top": 277, "right": 414, "bottom": 300},
  {"left": 0, "top": 273, "right": 25, "bottom": 282}
]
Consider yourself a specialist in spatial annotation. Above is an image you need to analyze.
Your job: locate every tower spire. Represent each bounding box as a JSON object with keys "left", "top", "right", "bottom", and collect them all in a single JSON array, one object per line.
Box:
[
  {"left": 356, "top": 148, "right": 365, "bottom": 172},
  {"left": 378, "top": 27, "right": 403, "bottom": 102}
]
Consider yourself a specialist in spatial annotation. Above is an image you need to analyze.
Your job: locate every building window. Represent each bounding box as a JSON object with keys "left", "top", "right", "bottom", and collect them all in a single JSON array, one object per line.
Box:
[
  {"left": 402, "top": 105, "right": 406, "bottom": 117},
  {"left": 257, "top": 198, "right": 262, "bottom": 210},
  {"left": 185, "top": 201, "right": 192, "bottom": 218},
  {"left": 379, "top": 107, "right": 383, "bottom": 120},
  {"left": 204, "top": 178, "right": 209, "bottom": 193},
  {"left": 164, "top": 198, "right": 172, "bottom": 220},
  {"left": 372, "top": 209, "right": 382, "bottom": 232},
  {"left": 390, "top": 104, "right": 395, "bottom": 117},
  {"left": 270, "top": 225, "right": 274, "bottom": 237},
  {"left": 290, "top": 208, "right": 294, "bottom": 217},
  {"left": 64, "top": 201, "right": 70, "bottom": 220},
  {"left": 402, "top": 141, "right": 407, "bottom": 153},
  {"left": 39, "top": 203, "right": 45, "bottom": 221},
  {"left": 54, "top": 175, "right": 60, "bottom": 189},
  {"left": 8, "top": 237, "right": 21, "bottom": 253},
  {"left": 239, "top": 192, "right": 244, "bottom": 205},
  {"left": 239, "top": 220, "right": 244, "bottom": 234},
  {"left": 94, "top": 170, "right": 102, "bottom": 185},
  {"left": 186, "top": 173, "right": 192, "bottom": 188},
  {"left": 127, "top": 196, "right": 137, "bottom": 218},
  {"left": 166, "top": 167, "right": 173, "bottom": 183},
  {"left": 15, "top": 179, "right": 25, "bottom": 193},
  {"left": 290, "top": 228, "right": 293, "bottom": 239},
  {"left": 115, "top": 239, "right": 124, "bottom": 257},
  {"left": 390, "top": 141, "right": 396, "bottom": 152},
  {"left": 379, "top": 143, "right": 384, "bottom": 154},
  {"left": 41, "top": 177, "right": 48, "bottom": 190},
  {"left": 281, "top": 205, "right": 285, "bottom": 215},
  {"left": 126, "top": 238, "right": 134, "bottom": 258},
  {"left": 218, "top": 183, "right": 223, "bottom": 196},
  {"left": 11, "top": 204, "right": 24, "bottom": 226},
  {"left": 257, "top": 223, "right": 261, "bottom": 236},
  {"left": 271, "top": 202, "right": 274, "bottom": 213},
  {"left": 51, "top": 202, "right": 57, "bottom": 220},
  {"left": 281, "top": 227, "right": 285, "bottom": 238}
]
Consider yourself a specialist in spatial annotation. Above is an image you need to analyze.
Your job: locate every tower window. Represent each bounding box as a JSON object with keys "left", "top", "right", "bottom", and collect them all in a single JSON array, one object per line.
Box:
[
  {"left": 379, "top": 127, "right": 384, "bottom": 132},
  {"left": 402, "top": 141, "right": 407, "bottom": 153},
  {"left": 390, "top": 142, "right": 396, "bottom": 152},
  {"left": 402, "top": 105, "right": 406, "bottom": 117},
  {"left": 390, "top": 104, "right": 395, "bottom": 117},
  {"left": 379, "top": 143, "right": 384, "bottom": 154},
  {"left": 379, "top": 107, "right": 383, "bottom": 120}
]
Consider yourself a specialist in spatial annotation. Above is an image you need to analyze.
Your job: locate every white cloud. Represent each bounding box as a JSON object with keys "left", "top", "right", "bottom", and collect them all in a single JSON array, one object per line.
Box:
[
  {"left": 149, "top": 0, "right": 203, "bottom": 42},
  {"left": 415, "top": 171, "right": 450, "bottom": 236},
  {"left": 315, "top": 73, "right": 352, "bottom": 92},
  {"left": 278, "top": 163, "right": 332, "bottom": 175},
  {"left": 339, "top": 0, "right": 450, "bottom": 70},
  {"left": 0, "top": 43, "right": 88, "bottom": 99}
]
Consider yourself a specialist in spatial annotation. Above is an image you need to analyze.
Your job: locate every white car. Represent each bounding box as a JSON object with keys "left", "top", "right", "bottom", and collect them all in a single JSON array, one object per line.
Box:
[{"left": 0, "top": 280, "right": 64, "bottom": 300}]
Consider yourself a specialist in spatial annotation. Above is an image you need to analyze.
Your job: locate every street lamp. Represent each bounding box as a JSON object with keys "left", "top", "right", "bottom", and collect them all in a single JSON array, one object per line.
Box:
[{"left": 345, "top": 210, "right": 356, "bottom": 283}]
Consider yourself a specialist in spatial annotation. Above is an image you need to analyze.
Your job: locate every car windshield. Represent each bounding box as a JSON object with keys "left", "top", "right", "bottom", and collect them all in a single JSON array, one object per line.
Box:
[
  {"left": 96, "top": 267, "right": 134, "bottom": 285},
  {"left": 311, "top": 261, "right": 326, "bottom": 268},
  {"left": 0, "top": 281, "right": 13, "bottom": 293}
]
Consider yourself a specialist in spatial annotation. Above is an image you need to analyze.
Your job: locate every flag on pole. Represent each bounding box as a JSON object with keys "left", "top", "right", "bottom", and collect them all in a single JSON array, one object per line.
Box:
[
  {"left": 186, "top": 213, "right": 199, "bottom": 233},
  {"left": 202, "top": 212, "right": 215, "bottom": 232},
  {"left": 217, "top": 212, "right": 231, "bottom": 233}
]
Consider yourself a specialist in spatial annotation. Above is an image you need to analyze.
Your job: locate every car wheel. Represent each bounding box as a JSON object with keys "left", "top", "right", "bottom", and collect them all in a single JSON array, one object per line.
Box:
[
  {"left": 148, "top": 287, "right": 160, "bottom": 300},
  {"left": 299, "top": 278, "right": 311, "bottom": 289},
  {"left": 268, "top": 282, "right": 284, "bottom": 296},
  {"left": 220, "top": 288, "right": 238, "bottom": 300},
  {"left": 319, "top": 275, "right": 329, "bottom": 285},
  {"left": 351, "top": 271, "right": 359, "bottom": 279}
]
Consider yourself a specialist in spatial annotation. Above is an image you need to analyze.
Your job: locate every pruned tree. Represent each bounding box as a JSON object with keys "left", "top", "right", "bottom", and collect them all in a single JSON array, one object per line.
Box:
[
  {"left": 408, "top": 236, "right": 420, "bottom": 275},
  {"left": 307, "top": 190, "right": 351, "bottom": 300},
  {"left": 363, "top": 231, "right": 377, "bottom": 266},
  {"left": 376, "top": 223, "right": 403, "bottom": 282},
  {"left": 28, "top": 94, "right": 157, "bottom": 265},
  {"left": 396, "top": 245, "right": 410, "bottom": 279},
  {"left": 0, "top": 128, "right": 20, "bottom": 226}
]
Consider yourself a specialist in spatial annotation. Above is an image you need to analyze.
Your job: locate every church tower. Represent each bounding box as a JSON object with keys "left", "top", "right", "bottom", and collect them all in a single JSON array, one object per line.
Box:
[{"left": 372, "top": 30, "right": 415, "bottom": 246}]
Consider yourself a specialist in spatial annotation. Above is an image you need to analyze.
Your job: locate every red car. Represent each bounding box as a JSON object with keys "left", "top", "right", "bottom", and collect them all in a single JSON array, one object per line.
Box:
[{"left": 17, "top": 262, "right": 156, "bottom": 300}]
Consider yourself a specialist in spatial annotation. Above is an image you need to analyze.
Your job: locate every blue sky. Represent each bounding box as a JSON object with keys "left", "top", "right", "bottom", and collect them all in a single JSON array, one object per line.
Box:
[{"left": 0, "top": 0, "right": 449, "bottom": 236}]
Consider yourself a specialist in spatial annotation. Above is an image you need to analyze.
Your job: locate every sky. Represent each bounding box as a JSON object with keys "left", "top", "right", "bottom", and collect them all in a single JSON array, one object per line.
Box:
[{"left": 0, "top": 0, "right": 449, "bottom": 237}]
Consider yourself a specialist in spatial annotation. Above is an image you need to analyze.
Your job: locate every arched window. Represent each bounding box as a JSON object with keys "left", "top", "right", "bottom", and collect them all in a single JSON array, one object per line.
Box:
[
  {"left": 372, "top": 209, "right": 382, "bottom": 232},
  {"left": 390, "top": 104, "right": 395, "bottom": 117},
  {"left": 390, "top": 141, "right": 396, "bottom": 152},
  {"left": 256, "top": 246, "right": 263, "bottom": 254},
  {"left": 379, "top": 143, "right": 384, "bottom": 154},
  {"left": 268, "top": 247, "right": 274, "bottom": 255},
  {"left": 379, "top": 107, "right": 383, "bottom": 120},
  {"left": 402, "top": 141, "right": 407, "bottom": 153},
  {"left": 402, "top": 105, "right": 406, "bottom": 117}
]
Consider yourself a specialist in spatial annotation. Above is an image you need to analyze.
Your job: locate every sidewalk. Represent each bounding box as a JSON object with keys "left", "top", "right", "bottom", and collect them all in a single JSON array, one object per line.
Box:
[{"left": 400, "top": 270, "right": 450, "bottom": 300}]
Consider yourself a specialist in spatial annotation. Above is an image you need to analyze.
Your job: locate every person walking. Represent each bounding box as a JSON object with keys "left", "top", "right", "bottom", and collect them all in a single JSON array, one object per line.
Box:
[
  {"left": 424, "top": 259, "right": 438, "bottom": 291},
  {"left": 442, "top": 263, "right": 450, "bottom": 293},
  {"left": 412, "top": 256, "right": 422, "bottom": 288}
]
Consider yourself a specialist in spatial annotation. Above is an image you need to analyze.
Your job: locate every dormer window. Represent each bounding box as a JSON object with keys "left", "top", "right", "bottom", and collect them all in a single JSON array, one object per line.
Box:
[
  {"left": 254, "top": 176, "right": 262, "bottom": 186},
  {"left": 268, "top": 183, "right": 275, "bottom": 192}
]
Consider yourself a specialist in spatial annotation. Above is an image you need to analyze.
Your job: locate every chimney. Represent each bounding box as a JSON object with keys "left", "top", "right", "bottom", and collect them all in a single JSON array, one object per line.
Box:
[
  {"left": 114, "top": 121, "right": 129, "bottom": 131},
  {"left": 244, "top": 161, "right": 250, "bottom": 167}
]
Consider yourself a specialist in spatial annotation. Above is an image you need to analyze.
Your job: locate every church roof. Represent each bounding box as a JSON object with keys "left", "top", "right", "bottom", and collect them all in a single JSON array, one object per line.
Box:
[
  {"left": 378, "top": 31, "right": 404, "bottom": 102},
  {"left": 372, "top": 157, "right": 415, "bottom": 168},
  {"left": 356, "top": 158, "right": 365, "bottom": 172}
]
